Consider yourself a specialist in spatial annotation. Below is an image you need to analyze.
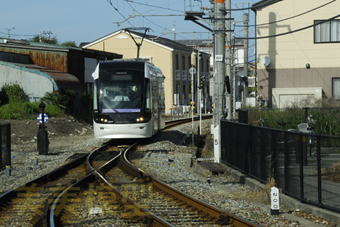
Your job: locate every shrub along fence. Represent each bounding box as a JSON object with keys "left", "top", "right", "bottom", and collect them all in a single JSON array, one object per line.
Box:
[{"left": 221, "top": 120, "right": 340, "bottom": 213}]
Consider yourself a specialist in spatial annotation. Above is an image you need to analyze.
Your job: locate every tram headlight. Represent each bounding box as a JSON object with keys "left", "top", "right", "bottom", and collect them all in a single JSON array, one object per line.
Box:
[
  {"left": 136, "top": 116, "right": 145, "bottom": 122},
  {"left": 100, "top": 117, "right": 108, "bottom": 123},
  {"left": 135, "top": 112, "right": 151, "bottom": 123},
  {"left": 96, "top": 114, "right": 113, "bottom": 124}
]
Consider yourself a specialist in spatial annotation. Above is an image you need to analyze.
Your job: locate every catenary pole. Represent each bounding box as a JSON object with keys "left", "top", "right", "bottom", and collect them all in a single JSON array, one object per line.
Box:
[
  {"left": 213, "top": 0, "right": 225, "bottom": 163},
  {"left": 225, "top": 0, "right": 233, "bottom": 119},
  {"left": 197, "top": 50, "right": 202, "bottom": 135},
  {"left": 242, "top": 13, "right": 249, "bottom": 107}
]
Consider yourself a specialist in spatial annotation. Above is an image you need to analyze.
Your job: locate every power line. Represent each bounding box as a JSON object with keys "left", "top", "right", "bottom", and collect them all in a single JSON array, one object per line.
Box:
[
  {"left": 226, "top": 7, "right": 252, "bottom": 11},
  {"left": 235, "top": 0, "right": 336, "bottom": 28},
  {"left": 0, "top": 32, "right": 35, "bottom": 37},
  {"left": 235, "top": 14, "right": 340, "bottom": 40},
  {"left": 125, "top": 1, "right": 168, "bottom": 30},
  {"left": 123, "top": 1, "right": 189, "bottom": 40},
  {"left": 106, "top": 0, "right": 134, "bottom": 26},
  {"left": 122, "top": 0, "right": 183, "bottom": 13},
  {"left": 122, "top": 1, "right": 209, "bottom": 40}
]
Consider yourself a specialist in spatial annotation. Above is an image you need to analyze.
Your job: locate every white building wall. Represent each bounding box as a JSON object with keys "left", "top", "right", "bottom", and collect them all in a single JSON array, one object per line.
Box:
[
  {"left": 0, "top": 61, "right": 55, "bottom": 102},
  {"left": 256, "top": 0, "right": 340, "bottom": 70}
]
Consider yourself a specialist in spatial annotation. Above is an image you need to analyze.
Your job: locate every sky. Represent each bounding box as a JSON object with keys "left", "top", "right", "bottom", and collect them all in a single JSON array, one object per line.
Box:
[{"left": 0, "top": 0, "right": 259, "bottom": 45}]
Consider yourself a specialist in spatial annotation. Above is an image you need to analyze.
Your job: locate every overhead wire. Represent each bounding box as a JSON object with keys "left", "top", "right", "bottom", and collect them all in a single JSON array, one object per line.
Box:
[
  {"left": 122, "top": 0, "right": 183, "bottom": 13},
  {"left": 234, "top": 0, "right": 336, "bottom": 28},
  {"left": 121, "top": 0, "right": 209, "bottom": 40},
  {"left": 124, "top": 0, "right": 168, "bottom": 30},
  {"left": 0, "top": 31, "right": 35, "bottom": 37},
  {"left": 123, "top": 0, "right": 189, "bottom": 40},
  {"left": 106, "top": 0, "right": 134, "bottom": 26},
  {"left": 235, "top": 14, "right": 340, "bottom": 40}
]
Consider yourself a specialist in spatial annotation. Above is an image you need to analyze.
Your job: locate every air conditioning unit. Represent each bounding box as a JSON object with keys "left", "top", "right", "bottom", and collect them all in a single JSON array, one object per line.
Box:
[{"left": 248, "top": 77, "right": 256, "bottom": 88}]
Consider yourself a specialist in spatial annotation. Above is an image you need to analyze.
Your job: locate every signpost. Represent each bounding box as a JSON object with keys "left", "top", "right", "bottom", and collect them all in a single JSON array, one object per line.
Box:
[
  {"left": 37, "top": 102, "right": 49, "bottom": 155},
  {"left": 270, "top": 186, "right": 280, "bottom": 215},
  {"left": 37, "top": 113, "right": 49, "bottom": 124}
]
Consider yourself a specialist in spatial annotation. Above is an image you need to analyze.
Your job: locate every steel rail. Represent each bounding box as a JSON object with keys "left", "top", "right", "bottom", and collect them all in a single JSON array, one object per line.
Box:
[
  {"left": 49, "top": 143, "right": 170, "bottom": 227},
  {"left": 121, "top": 143, "right": 260, "bottom": 227}
]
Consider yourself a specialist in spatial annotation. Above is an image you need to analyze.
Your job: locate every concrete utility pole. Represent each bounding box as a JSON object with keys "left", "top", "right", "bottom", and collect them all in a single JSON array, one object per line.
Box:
[
  {"left": 213, "top": 0, "right": 225, "bottom": 163},
  {"left": 197, "top": 50, "right": 202, "bottom": 135},
  {"left": 242, "top": 13, "right": 249, "bottom": 107},
  {"left": 225, "top": 0, "right": 233, "bottom": 119}
]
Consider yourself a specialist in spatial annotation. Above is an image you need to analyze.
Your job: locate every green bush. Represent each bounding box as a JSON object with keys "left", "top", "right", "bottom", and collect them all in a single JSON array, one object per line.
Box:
[
  {"left": 0, "top": 101, "right": 63, "bottom": 119},
  {"left": 249, "top": 108, "right": 305, "bottom": 130},
  {"left": 0, "top": 84, "right": 28, "bottom": 104},
  {"left": 310, "top": 109, "right": 340, "bottom": 135},
  {"left": 41, "top": 90, "right": 76, "bottom": 111},
  {"left": 29, "top": 102, "right": 64, "bottom": 117},
  {"left": 0, "top": 86, "right": 72, "bottom": 119},
  {"left": 0, "top": 102, "right": 35, "bottom": 119},
  {"left": 248, "top": 107, "right": 340, "bottom": 136}
]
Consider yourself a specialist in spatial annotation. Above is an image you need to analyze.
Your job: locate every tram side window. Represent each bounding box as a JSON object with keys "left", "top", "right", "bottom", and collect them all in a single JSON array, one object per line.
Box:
[
  {"left": 93, "top": 80, "right": 98, "bottom": 110},
  {"left": 145, "top": 80, "right": 151, "bottom": 112}
]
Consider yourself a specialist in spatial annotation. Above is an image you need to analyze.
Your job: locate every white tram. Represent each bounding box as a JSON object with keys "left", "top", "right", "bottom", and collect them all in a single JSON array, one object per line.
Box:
[{"left": 92, "top": 59, "right": 165, "bottom": 139}]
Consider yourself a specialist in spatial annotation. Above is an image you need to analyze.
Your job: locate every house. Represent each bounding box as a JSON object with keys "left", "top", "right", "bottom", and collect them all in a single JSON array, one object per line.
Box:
[
  {"left": 83, "top": 29, "right": 210, "bottom": 114},
  {"left": 252, "top": 0, "right": 340, "bottom": 108},
  {"left": 177, "top": 38, "right": 254, "bottom": 108},
  {"left": 0, "top": 38, "right": 121, "bottom": 101}
]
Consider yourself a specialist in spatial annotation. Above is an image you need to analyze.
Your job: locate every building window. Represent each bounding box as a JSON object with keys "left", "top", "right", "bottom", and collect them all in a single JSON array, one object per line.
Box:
[
  {"left": 333, "top": 78, "right": 340, "bottom": 100},
  {"left": 314, "top": 19, "right": 340, "bottom": 43},
  {"left": 182, "top": 55, "right": 186, "bottom": 70}
]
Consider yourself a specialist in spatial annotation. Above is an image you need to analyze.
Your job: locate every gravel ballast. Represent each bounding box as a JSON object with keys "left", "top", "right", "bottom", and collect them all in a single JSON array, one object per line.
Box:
[{"left": 0, "top": 117, "right": 338, "bottom": 226}]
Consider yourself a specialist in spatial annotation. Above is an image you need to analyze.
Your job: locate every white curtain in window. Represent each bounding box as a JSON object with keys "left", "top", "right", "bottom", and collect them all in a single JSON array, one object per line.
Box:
[
  {"left": 315, "top": 23, "right": 321, "bottom": 42},
  {"left": 331, "top": 20, "right": 340, "bottom": 42},
  {"left": 333, "top": 79, "right": 340, "bottom": 99},
  {"left": 321, "top": 21, "right": 330, "bottom": 42}
]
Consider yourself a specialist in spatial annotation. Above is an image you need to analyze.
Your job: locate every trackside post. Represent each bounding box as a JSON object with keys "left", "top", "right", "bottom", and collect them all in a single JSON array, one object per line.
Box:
[{"left": 37, "top": 102, "right": 49, "bottom": 155}]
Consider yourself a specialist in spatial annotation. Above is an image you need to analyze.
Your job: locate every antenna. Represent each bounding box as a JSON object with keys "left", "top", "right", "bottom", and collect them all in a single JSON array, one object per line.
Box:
[{"left": 5, "top": 27, "right": 15, "bottom": 38}]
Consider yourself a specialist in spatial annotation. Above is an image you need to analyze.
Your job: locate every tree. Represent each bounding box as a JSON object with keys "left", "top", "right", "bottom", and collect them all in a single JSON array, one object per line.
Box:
[
  {"left": 60, "top": 41, "right": 78, "bottom": 47},
  {"left": 31, "top": 31, "right": 58, "bottom": 45}
]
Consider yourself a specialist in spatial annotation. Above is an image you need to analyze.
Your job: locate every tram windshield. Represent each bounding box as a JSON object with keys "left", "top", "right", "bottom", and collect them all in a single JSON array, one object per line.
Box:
[{"left": 98, "top": 68, "right": 145, "bottom": 113}]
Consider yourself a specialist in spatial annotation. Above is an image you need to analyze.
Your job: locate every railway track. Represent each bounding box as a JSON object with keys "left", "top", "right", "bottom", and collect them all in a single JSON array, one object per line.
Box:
[
  {"left": 1, "top": 116, "right": 258, "bottom": 226},
  {"left": 104, "top": 143, "right": 257, "bottom": 227},
  {"left": 49, "top": 143, "right": 169, "bottom": 227},
  {"left": 0, "top": 154, "right": 89, "bottom": 226},
  {"left": 0, "top": 141, "right": 123, "bottom": 226}
]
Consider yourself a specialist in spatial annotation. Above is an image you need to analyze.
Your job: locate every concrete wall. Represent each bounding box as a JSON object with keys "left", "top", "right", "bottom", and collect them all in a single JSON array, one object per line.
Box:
[
  {"left": 272, "top": 87, "right": 322, "bottom": 108},
  {"left": 256, "top": 0, "right": 340, "bottom": 104},
  {"left": 0, "top": 61, "right": 56, "bottom": 102}
]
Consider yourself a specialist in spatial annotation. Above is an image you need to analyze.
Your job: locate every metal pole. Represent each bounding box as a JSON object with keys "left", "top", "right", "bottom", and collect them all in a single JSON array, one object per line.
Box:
[
  {"left": 197, "top": 50, "right": 202, "bottom": 135},
  {"left": 316, "top": 136, "right": 322, "bottom": 204},
  {"left": 225, "top": 0, "right": 232, "bottom": 119},
  {"left": 191, "top": 67, "right": 195, "bottom": 145},
  {"left": 1, "top": 123, "right": 11, "bottom": 168},
  {"left": 242, "top": 13, "right": 249, "bottom": 107},
  {"left": 213, "top": 0, "right": 225, "bottom": 163},
  {"left": 37, "top": 102, "right": 49, "bottom": 155},
  {"left": 233, "top": 65, "right": 237, "bottom": 117}
]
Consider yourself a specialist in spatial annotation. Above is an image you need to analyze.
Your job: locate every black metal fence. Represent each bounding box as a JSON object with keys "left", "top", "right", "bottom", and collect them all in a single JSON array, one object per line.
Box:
[
  {"left": 221, "top": 120, "right": 340, "bottom": 213},
  {"left": 0, "top": 123, "right": 11, "bottom": 169}
]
